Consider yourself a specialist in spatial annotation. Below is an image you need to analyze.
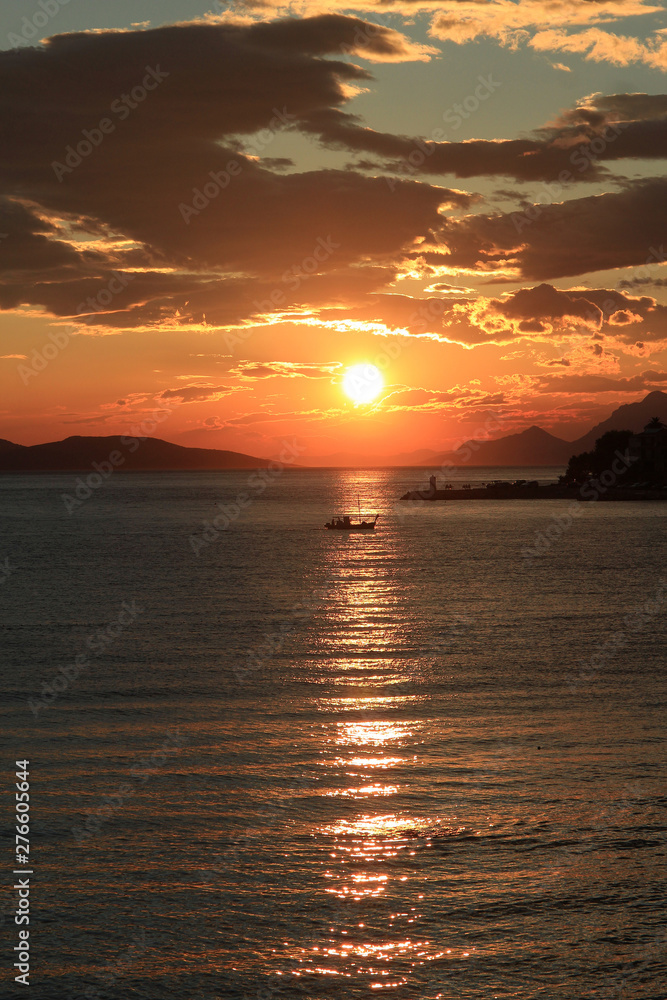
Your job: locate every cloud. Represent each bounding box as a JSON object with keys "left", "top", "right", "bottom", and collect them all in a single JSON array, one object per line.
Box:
[
  {"left": 0, "top": 17, "right": 475, "bottom": 332},
  {"left": 157, "top": 384, "right": 236, "bottom": 402},
  {"left": 228, "top": 13, "right": 437, "bottom": 62},
  {"left": 530, "top": 26, "right": 667, "bottom": 68},
  {"left": 1, "top": 14, "right": 665, "bottom": 372},
  {"left": 229, "top": 361, "right": 341, "bottom": 379},
  {"left": 0, "top": 198, "right": 101, "bottom": 275},
  {"left": 302, "top": 91, "right": 667, "bottom": 186},
  {"left": 466, "top": 285, "right": 667, "bottom": 346},
  {"left": 330, "top": 282, "right": 667, "bottom": 348},
  {"left": 431, "top": 178, "right": 667, "bottom": 281},
  {"left": 619, "top": 276, "right": 667, "bottom": 289},
  {"left": 428, "top": 1, "right": 665, "bottom": 68},
  {"left": 380, "top": 383, "right": 506, "bottom": 412},
  {"left": 241, "top": 0, "right": 661, "bottom": 48},
  {"left": 536, "top": 370, "right": 667, "bottom": 393},
  {"left": 229, "top": 0, "right": 667, "bottom": 77}
]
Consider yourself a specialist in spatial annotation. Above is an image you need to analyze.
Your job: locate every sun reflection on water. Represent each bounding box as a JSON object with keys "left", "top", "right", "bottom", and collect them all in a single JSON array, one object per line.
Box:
[
  {"left": 274, "top": 517, "right": 458, "bottom": 989},
  {"left": 336, "top": 719, "right": 414, "bottom": 746}
]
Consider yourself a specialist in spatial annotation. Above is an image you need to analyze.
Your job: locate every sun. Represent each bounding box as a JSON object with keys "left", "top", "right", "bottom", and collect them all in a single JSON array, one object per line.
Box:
[{"left": 342, "top": 364, "right": 384, "bottom": 405}]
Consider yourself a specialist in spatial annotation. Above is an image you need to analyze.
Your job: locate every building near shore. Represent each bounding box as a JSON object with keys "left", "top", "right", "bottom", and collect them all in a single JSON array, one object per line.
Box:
[{"left": 629, "top": 417, "right": 667, "bottom": 482}]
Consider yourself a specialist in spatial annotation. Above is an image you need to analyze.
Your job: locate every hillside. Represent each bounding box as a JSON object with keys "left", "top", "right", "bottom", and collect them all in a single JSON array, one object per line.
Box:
[
  {"left": 436, "top": 391, "right": 667, "bottom": 466},
  {"left": 0, "top": 436, "right": 277, "bottom": 472},
  {"left": 569, "top": 390, "right": 667, "bottom": 452},
  {"left": 439, "top": 425, "right": 571, "bottom": 466},
  {"left": 4, "top": 391, "right": 667, "bottom": 470}
]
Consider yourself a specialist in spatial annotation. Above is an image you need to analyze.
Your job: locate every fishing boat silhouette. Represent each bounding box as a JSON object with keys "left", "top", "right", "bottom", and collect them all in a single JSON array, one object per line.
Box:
[{"left": 325, "top": 498, "right": 379, "bottom": 531}]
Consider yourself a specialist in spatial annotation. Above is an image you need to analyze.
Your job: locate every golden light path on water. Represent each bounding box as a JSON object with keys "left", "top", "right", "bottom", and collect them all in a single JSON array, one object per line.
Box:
[
  {"left": 272, "top": 485, "right": 476, "bottom": 991},
  {"left": 7, "top": 468, "right": 666, "bottom": 996},
  {"left": 281, "top": 706, "right": 470, "bottom": 990}
]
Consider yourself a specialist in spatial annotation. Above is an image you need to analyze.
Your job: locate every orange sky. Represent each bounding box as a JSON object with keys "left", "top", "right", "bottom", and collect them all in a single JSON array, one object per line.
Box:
[{"left": 1, "top": 2, "right": 666, "bottom": 461}]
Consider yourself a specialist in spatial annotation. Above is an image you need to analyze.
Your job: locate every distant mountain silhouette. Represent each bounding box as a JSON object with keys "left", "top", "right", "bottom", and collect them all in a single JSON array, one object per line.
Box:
[
  {"left": 568, "top": 390, "right": 667, "bottom": 452},
  {"left": 435, "top": 391, "right": 667, "bottom": 467},
  {"left": 5, "top": 391, "right": 667, "bottom": 471},
  {"left": 0, "top": 435, "right": 277, "bottom": 472},
  {"left": 439, "top": 425, "right": 571, "bottom": 466}
]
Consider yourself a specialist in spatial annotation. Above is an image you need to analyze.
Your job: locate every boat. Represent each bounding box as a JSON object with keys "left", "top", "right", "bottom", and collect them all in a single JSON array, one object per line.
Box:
[
  {"left": 325, "top": 513, "right": 379, "bottom": 531},
  {"left": 325, "top": 499, "right": 379, "bottom": 531}
]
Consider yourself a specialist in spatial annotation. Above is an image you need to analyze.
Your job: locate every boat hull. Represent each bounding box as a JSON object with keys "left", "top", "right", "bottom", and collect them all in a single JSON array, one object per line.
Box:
[{"left": 325, "top": 523, "right": 376, "bottom": 531}]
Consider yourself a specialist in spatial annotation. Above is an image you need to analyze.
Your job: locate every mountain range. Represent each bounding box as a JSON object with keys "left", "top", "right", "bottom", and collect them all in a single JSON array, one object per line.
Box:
[
  {"left": 2, "top": 391, "right": 667, "bottom": 471},
  {"left": 0, "top": 435, "right": 274, "bottom": 472},
  {"left": 437, "top": 390, "right": 667, "bottom": 467},
  {"left": 304, "top": 391, "right": 667, "bottom": 466}
]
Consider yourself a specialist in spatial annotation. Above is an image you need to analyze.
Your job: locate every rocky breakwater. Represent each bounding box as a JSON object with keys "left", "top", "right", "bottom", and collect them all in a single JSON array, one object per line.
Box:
[{"left": 400, "top": 480, "right": 667, "bottom": 502}]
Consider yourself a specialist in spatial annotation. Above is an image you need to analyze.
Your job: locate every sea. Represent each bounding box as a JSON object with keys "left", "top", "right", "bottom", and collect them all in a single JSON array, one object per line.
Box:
[{"left": 1, "top": 466, "right": 666, "bottom": 999}]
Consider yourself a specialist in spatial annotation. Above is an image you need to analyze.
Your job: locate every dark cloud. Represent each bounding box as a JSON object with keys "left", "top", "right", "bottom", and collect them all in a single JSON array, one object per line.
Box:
[
  {"left": 619, "top": 276, "right": 667, "bottom": 289},
  {"left": 381, "top": 384, "right": 505, "bottom": 410},
  {"left": 1, "top": 16, "right": 665, "bottom": 352},
  {"left": 301, "top": 90, "right": 667, "bottom": 184},
  {"left": 430, "top": 177, "right": 667, "bottom": 281},
  {"left": 0, "top": 198, "right": 101, "bottom": 275},
  {"left": 496, "top": 284, "right": 604, "bottom": 324},
  {"left": 537, "top": 370, "right": 667, "bottom": 393},
  {"left": 230, "top": 361, "right": 340, "bottom": 379},
  {"left": 0, "top": 16, "right": 466, "bottom": 328},
  {"left": 158, "top": 384, "right": 235, "bottom": 402},
  {"left": 482, "top": 285, "right": 667, "bottom": 345}
]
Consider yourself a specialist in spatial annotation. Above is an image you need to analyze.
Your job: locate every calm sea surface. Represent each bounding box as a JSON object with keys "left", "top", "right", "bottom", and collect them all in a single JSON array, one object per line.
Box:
[{"left": 1, "top": 467, "right": 666, "bottom": 999}]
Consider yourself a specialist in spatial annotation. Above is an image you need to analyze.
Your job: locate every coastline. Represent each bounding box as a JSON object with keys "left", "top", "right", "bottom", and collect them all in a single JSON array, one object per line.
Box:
[{"left": 400, "top": 484, "right": 667, "bottom": 502}]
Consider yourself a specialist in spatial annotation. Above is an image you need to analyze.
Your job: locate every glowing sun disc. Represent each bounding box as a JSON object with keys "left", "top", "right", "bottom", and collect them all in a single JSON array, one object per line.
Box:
[{"left": 342, "top": 364, "right": 384, "bottom": 404}]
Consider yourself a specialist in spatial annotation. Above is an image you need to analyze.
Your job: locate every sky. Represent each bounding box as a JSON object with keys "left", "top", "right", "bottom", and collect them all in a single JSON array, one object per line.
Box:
[{"left": 1, "top": 0, "right": 667, "bottom": 462}]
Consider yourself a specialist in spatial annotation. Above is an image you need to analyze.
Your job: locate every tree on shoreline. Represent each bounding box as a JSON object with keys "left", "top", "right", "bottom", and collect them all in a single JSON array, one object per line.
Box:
[{"left": 563, "top": 430, "right": 633, "bottom": 483}]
